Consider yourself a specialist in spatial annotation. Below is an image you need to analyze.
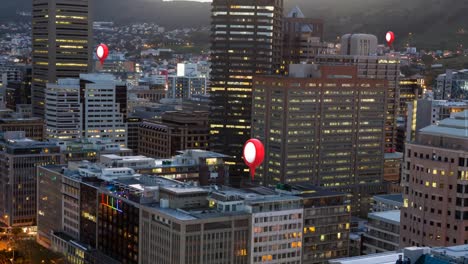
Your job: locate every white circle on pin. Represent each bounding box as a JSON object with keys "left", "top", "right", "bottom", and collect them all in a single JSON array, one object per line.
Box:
[
  {"left": 97, "top": 46, "right": 104, "bottom": 58},
  {"left": 244, "top": 142, "right": 256, "bottom": 164}
]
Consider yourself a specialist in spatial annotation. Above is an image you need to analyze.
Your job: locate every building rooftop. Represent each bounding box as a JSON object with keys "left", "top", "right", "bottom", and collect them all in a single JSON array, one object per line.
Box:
[
  {"left": 431, "top": 244, "right": 468, "bottom": 258},
  {"left": 384, "top": 152, "right": 404, "bottom": 159},
  {"left": 287, "top": 183, "right": 347, "bottom": 198},
  {"left": 368, "top": 210, "right": 400, "bottom": 225},
  {"left": 330, "top": 245, "right": 468, "bottom": 264},
  {"left": 176, "top": 149, "right": 229, "bottom": 159},
  {"left": 374, "top": 194, "right": 404, "bottom": 204},
  {"left": 0, "top": 132, "right": 56, "bottom": 149},
  {"left": 329, "top": 251, "right": 404, "bottom": 264},
  {"left": 432, "top": 100, "right": 468, "bottom": 107},
  {"left": 419, "top": 110, "right": 468, "bottom": 139}
]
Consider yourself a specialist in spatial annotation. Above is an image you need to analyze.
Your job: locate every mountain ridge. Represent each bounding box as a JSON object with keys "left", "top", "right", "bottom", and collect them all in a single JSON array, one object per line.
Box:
[{"left": 3, "top": 0, "right": 467, "bottom": 49}]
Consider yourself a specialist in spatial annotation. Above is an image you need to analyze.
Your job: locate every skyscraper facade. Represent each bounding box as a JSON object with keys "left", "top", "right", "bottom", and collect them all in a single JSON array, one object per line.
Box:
[
  {"left": 282, "top": 6, "right": 327, "bottom": 70},
  {"left": 316, "top": 51, "right": 400, "bottom": 152},
  {"left": 32, "top": 0, "right": 92, "bottom": 117},
  {"left": 209, "top": 0, "right": 283, "bottom": 180},
  {"left": 252, "top": 64, "right": 388, "bottom": 216},
  {"left": 400, "top": 111, "right": 468, "bottom": 247}
]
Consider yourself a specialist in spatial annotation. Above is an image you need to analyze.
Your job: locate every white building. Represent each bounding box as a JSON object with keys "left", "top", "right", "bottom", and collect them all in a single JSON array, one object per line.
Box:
[
  {"left": 177, "top": 63, "right": 198, "bottom": 77},
  {"left": 46, "top": 79, "right": 82, "bottom": 141},
  {"left": 45, "top": 74, "right": 127, "bottom": 146},
  {"left": 340, "top": 34, "right": 378, "bottom": 56}
]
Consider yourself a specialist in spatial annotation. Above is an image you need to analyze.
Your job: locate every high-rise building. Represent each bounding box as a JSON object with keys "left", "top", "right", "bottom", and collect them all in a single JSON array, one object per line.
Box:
[
  {"left": 32, "top": 0, "right": 92, "bottom": 117},
  {"left": 282, "top": 6, "right": 328, "bottom": 70},
  {"left": 37, "top": 165, "right": 64, "bottom": 248},
  {"left": 252, "top": 64, "right": 388, "bottom": 216},
  {"left": 126, "top": 117, "right": 142, "bottom": 153},
  {"left": 395, "top": 77, "right": 424, "bottom": 153},
  {"left": 45, "top": 74, "right": 127, "bottom": 146},
  {"left": 293, "top": 185, "right": 351, "bottom": 263},
  {"left": 37, "top": 164, "right": 122, "bottom": 264},
  {"left": 435, "top": 69, "right": 468, "bottom": 100},
  {"left": 400, "top": 111, "right": 468, "bottom": 247},
  {"left": 209, "top": 0, "right": 284, "bottom": 180},
  {"left": 340, "top": 34, "right": 378, "bottom": 56},
  {"left": 316, "top": 35, "right": 401, "bottom": 152},
  {"left": 45, "top": 80, "right": 82, "bottom": 141},
  {"left": 383, "top": 152, "right": 403, "bottom": 187},
  {"left": 0, "top": 132, "right": 60, "bottom": 227},
  {"left": 398, "top": 78, "right": 423, "bottom": 119},
  {"left": 5, "top": 65, "right": 32, "bottom": 110},
  {"left": 138, "top": 111, "right": 209, "bottom": 158}
]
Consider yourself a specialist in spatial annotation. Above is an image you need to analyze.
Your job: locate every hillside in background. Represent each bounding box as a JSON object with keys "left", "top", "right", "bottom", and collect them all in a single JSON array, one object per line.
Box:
[{"left": 3, "top": 0, "right": 467, "bottom": 49}]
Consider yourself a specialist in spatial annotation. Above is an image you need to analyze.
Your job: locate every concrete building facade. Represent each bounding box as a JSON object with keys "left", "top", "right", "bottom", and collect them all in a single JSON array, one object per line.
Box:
[
  {"left": 138, "top": 111, "right": 209, "bottom": 158},
  {"left": 209, "top": 0, "right": 284, "bottom": 179},
  {"left": 316, "top": 42, "right": 401, "bottom": 152},
  {"left": 45, "top": 74, "right": 128, "bottom": 146},
  {"left": 252, "top": 64, "right": 388, "bottom": 216},
  {"left": 362, "top": 210, "right": 400, "bottom": 254},
  {"left": 32, "top": 0, "right": 93, "bottom": 117},
  {"left": 0, "top": 132, "right": 60, "bottom": 227},
  {"left": 401, "top": 111, "right": 468, "bottom": 247}
]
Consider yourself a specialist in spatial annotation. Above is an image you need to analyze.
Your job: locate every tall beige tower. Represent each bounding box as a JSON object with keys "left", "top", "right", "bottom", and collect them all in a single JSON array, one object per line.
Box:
[{"left": 32, "top": 0, "right": 93, "bottom": 117}]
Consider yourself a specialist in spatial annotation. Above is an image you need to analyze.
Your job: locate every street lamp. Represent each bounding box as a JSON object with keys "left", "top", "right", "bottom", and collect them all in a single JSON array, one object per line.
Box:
[{"left": 8, "top": 247, "right": 14, "bottom": 264}]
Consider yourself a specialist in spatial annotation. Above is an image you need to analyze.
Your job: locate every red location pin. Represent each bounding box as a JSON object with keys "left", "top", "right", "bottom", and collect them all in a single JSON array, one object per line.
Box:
[
  {"left": 385, "top": 31, "right": 395, "bottom": 47},
  {"left": 243, "top": 139, "right": 265, "bottom": 180},
  {"left": 96, "top": 44, "right": 109, "bottom": 65}
]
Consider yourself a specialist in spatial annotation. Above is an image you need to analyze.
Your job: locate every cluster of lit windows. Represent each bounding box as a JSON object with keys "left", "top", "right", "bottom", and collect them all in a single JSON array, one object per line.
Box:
[
  {"left": 56, "top": 63, "right": 88, "bottom": 67},
  {"left": 59, "top": 45, "right": 84, "bottom": 49},
  {"left": 56, "top": 15, "right": 87, "bottom": 20},
  {"left": 56, "top": 39, "right": 87, "bottom": 43}
]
